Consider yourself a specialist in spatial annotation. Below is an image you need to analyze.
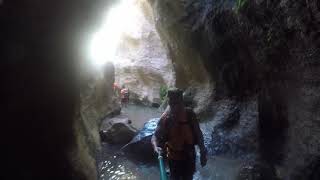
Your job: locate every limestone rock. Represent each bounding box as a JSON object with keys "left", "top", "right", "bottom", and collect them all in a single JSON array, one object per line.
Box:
[
  {"left": 100, "top": 115, "right": 138, "bottom": 144},
  {"left": 76, "top": 62, "right": 121, "bottom": 179},
  {"left": 114, "top": 1, "right": 175, "bottom": 106}
]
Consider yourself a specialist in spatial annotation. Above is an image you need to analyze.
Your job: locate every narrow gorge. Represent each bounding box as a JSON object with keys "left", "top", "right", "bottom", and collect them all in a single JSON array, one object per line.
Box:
[{"left": 1, "top": 0, "right": 320, "bottom": 180}]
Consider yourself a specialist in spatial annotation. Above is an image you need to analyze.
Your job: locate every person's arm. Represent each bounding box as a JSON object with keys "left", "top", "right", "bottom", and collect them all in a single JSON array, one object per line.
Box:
[
  {"left": 190, "top": 110, "right": 207, "bottom": 166},
  {"left": 193, "top": 119, "right": 206, "bottom": 151},
  {"left": 151, "top": 114, "right": 167, "bottom": 154}
]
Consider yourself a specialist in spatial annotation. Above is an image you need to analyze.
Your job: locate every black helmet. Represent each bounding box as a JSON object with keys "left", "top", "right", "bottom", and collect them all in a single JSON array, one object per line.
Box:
[{"left": 167, "top": 88, "right": 183, "bottom": 101}]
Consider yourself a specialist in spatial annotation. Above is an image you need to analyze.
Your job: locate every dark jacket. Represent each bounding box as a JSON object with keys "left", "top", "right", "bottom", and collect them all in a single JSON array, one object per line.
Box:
[{"left": 152, "top": 107, "right": 207, "bottom": 159}]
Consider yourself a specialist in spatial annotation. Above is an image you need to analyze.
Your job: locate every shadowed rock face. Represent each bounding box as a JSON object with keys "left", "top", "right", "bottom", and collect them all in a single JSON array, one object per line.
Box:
[
  {"left": 207, "top": 98, "right": 259, "bottom": 158},
  {"left": 148, "top": 0, "right": 320, "bottom": 178},
  {"left": 1, "top": 0, "right": 118, "bottom": 179}
]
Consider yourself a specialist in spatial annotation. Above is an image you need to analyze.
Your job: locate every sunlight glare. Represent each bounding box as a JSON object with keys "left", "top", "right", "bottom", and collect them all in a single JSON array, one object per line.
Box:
[{"left": 88, "top": 0, "right": 142, "bottom": 67}]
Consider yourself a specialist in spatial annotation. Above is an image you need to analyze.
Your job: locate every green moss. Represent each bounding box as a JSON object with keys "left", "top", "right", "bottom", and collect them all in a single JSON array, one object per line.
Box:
[
  {"left": 236, "top": 0, "right": 248, "bottom": 13},
  {"left": 159, "top": 85, "right": 168, "bottom": 102}
]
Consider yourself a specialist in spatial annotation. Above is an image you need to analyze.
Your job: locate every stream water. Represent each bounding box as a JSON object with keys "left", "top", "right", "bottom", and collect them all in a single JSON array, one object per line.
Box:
[{"left": 97, "top": 104, "right": 241, "bottom": 180}]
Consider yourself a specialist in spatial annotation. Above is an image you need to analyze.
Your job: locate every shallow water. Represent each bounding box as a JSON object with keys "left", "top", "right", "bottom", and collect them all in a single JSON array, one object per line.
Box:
[
  {"left": 98, "top": 147, "right": 159, "bottom": 180},
  {"left": 121, "top": 104, "right": 162, "bottom": 129},
  {"left": 98, "top": 148, "right": 241, "bottom": 180},
  {"left": 98, "top": 104, "right": 241, "bottom": 180}
]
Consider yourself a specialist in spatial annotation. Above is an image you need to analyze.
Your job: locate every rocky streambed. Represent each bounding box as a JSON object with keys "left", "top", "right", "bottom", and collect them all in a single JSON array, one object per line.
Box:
[{"left": 97, "top": 104, "right": 245, "bottom": 180}]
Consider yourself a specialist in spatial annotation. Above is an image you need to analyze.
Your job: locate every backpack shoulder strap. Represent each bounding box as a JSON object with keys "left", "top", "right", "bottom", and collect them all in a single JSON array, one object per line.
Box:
[{"left": 159, "top": 108, "right": 174, "bottom": 142}]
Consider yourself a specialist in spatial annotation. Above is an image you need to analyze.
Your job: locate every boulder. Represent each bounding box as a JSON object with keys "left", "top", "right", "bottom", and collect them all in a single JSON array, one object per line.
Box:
[
  {"left": 100, "top": 115, "right": 138, "bottom": 144},
  {"left": 151, "top": 102, "right": 161, "bottom": 108}
]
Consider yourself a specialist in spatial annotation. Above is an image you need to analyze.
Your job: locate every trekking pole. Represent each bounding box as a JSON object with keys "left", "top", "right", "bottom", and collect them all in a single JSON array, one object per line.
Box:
[{"left": 157, "top": 152, "right": 168, "bottom": 180}]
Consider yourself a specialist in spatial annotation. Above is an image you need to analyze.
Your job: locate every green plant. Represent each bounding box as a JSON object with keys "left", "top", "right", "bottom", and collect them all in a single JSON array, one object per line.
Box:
[
  {"left": 159, "top": 85, "right": 168, "bottom": 102},
  {"left": 236, "top": 0, "right": 248, "bottom": 12}
]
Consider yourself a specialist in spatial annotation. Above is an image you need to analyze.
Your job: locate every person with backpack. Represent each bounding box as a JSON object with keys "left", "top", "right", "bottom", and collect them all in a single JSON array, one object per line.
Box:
[{"left": 151, "top": 88, "right": 207, "bottom": 180}]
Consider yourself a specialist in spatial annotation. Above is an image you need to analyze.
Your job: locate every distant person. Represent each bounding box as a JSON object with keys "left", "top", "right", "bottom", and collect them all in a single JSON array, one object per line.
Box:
[
  {"left": 151, "top": 88, "right": 207, "bottom": 180},
  {"left": 120, "top": 85, "right": 130, "bottom": 107}
]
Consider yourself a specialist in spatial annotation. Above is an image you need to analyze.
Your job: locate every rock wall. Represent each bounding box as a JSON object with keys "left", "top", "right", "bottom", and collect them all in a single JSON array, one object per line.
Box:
[
  {"left": 80, "top": 62, "right": 120, "bottom": 147},
  {"left": 72, "top": 62, "right": 120, "bottom": 179},
  {"left": 149, "top": 0, "right": 320, "bottom": 179},
  {"left": 114, "top": 0, "right": 175, "bottom": 105},
  {"left": 149, "top": 0, "right": 215, "bottom": 115},
  {"left": 1, "top": 0, "right": 119, "bottom": 179}
]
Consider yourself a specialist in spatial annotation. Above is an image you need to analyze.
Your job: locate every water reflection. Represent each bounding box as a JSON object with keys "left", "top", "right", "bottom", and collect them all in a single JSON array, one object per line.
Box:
[{"left": 99, "top": 153, "right": 159, "bottom": 180}]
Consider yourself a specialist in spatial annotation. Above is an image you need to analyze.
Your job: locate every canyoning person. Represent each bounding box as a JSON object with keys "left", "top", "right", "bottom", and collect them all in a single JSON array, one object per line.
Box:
[
  {"left": 151, "top": 88, "right": 207, "bottom": 180},
  {"left": 120, "top": 85, "right": 130, "bottom": 107}
]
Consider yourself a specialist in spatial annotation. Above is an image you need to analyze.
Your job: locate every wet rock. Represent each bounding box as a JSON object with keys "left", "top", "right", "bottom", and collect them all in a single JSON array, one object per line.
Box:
[
  {"left": 79, "top": 62, "right": 121, "bottom": 149},
  {"left": 77, "top": 61, "right": 121, "bottom": 179},
  {"left": 100, "top": 116, "right": 138, "bottom": 144},
  {"left": 121, "top": 118, "right": 159, "bottom": 162},
  {"left": 151, "top": 1, "right": 320, "bottom": 178},
  {"left": 110, "top": 106, "right": 121, "bottom": 117},
  {"left": 290, "top": 156, "right": 320, "bottom": 180},
  {"left": 237, "top": 162, "right": 279, "bottom": 180},
  {"left": 105, "top": 106, "right": 122, "bottom": 118},
  {"left": 151, "top": 102, "right": 160, "bottom": 108},
  {"left": 208, "top": 98, "right": 259, "bottom": 158}
]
